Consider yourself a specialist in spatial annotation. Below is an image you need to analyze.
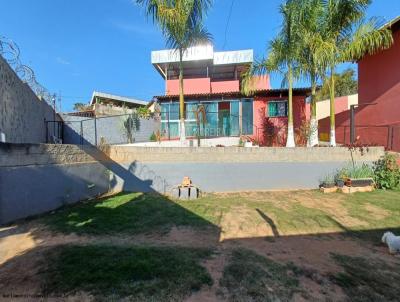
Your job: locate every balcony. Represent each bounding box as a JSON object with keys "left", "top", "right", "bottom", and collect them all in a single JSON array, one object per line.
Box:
[{"left": 166, "top": 78, "right": 211, "bottom": 95}]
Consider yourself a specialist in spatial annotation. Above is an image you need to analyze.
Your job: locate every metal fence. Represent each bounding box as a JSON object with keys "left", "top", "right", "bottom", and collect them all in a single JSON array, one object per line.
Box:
[
  {"left": 335, "top": 124, "right": 400, "bottom": 151},
  {"left": 45, "top": 114, "right": 160, "bottom": 146}
]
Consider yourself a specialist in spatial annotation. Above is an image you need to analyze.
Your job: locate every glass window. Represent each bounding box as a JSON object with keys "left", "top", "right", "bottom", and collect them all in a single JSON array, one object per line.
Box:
[
  {"left": 161, "top": 103, "right": 169, "bottom": 121},
  {"left": 230, "top": 101, "right": 240, "bottom": 136},
  {"left": 268, "top": 100, "right": 288, "bottom": 117},
  {"left": 242, "top": 99, "right": 253, "bottom": 135},
  {"left": 169, "top": 102, "right": 180, "bottom": 120},
  {"left": 186, "top": 103, "right": 198, "bottom": 120}
]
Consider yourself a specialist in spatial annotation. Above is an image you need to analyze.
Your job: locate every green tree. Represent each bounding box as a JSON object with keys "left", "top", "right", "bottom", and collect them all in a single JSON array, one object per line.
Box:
[
  {"left": 316, "top": 68, "right": 358, "bottom": 101},
  {"left": 296, "top": 0, "right": 326, "bottom": 146},
  {"left": 136, "top": 0, "right": 212, "bottom": 141},
  {"left": 243, "top": 0, "right": 302, "bottom": 147},
  {"left": 318, "top": 0, "right": 393, "bottom": 146}
]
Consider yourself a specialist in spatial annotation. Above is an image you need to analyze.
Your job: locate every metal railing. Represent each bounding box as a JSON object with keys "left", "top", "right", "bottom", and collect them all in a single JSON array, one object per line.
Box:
[{"left": 336, "top": 124, "right": 400, "bottom": 151}]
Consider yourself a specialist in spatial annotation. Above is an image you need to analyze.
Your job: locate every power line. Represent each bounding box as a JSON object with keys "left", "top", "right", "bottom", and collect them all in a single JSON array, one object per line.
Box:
[{"left": 222, "top": 0, "right": 235, "bottom": 50}]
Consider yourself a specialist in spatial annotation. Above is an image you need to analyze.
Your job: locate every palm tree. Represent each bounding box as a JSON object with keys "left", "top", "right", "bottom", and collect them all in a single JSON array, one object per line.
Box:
[
  {"left": 243, "top": 0, "right": 301, "bottom": 147},
  {"left": 318, "top": 0, "right": 393, "bottom": 146},
  {"left": 136, "top": 0, "right": 212, "bottom": 141},
  {"left": 296, "top": 0, "right": 326, "bottom": 147}
]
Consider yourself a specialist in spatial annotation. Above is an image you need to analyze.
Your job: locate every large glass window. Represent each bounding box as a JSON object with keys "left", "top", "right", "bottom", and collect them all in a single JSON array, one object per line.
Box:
[
  {"left": 160, "top": 102, "right": 180, "bottom": 138},
  {"left": 230, "top": 101, "right": 240, "bottom": 136},
  {"left": 242, "top": 99, "right": 253, "bottom": 135},
  {"left": 268, "top": 100, "right": 288, "bottom": 117}
]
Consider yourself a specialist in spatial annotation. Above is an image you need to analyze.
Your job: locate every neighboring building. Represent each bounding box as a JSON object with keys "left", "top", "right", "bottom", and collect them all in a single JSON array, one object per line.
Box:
[
  {"left": 307, "top": 94, "right": 358, "bottom": 141},
  {"left": 306, "top": 94, "right": 358, "bottom": 122},
  {"left": 90, "top": 91, "right": 148, "bottom": 116},
  {"left": 152, "top": 45, "right": 311, "bottom": 144},
  {"left": 319, "top": 16, "right": 400, "bottom": 151},
  {"left": 66, "top": 91, "right": 149, "bottom": 117}
]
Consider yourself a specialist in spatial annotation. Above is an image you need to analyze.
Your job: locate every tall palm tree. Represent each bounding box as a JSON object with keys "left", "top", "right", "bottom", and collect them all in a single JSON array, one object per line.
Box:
[
  {"left": 243, "top": 0, "right": 301, "bottom": 147},
  {"left": 136, "top": 0, "right": 212, "bottom": 141},
  {"left": 296, "top": 0, "right": 327, "bottom": 147},
  {"left": 319, "top": 0, "right": 393, "bottom": 146}
]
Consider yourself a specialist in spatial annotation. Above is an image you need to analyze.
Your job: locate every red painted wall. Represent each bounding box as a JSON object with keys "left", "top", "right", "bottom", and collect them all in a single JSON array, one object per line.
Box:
[
  {"left": 356, "top": 30, "right": 400, "bottom": 126},
  {"left": 319, "top": 30, "right": 400, "bottom": 151},
  {"left": 253, "top": 96, "right": 306, "bottom": 146},
  {"left": 166, "top": 75, "right": 271, "bottom": 95},
  {"left": 166, "top": 78, "right": 211, "bottom": 95},
  {"left": 211, "top": 80, "right": 239, "bottom": 93}
]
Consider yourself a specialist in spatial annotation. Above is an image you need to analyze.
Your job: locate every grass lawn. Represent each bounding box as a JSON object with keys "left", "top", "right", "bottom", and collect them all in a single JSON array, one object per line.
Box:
[
  {"left": 3, "top": 189, "right": 400, "bottom": 301},
  {"left": 42, "top": 245, "right": 213, "bottom": 301},
  {"left": 44, "top": 189, "right": 400, "bottom": 241}
]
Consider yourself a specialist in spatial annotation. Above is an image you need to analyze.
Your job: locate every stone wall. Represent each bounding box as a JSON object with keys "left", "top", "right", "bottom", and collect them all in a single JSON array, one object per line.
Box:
[{"left": 0, "top": 56, "right": 59, "bottom": 144}]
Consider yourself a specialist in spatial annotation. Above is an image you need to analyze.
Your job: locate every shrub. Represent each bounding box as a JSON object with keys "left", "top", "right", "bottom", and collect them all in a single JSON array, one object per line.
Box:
[
  {"left": 373, "top": 153, "right": 400, "bottom": 190},
  {"left": 149, "top": 132, "right": 157, "bottom": 142}
]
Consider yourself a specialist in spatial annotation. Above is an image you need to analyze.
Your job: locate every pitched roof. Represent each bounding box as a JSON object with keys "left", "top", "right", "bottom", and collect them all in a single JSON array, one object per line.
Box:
[
  {"left": 381, "top": 15, "right": 400, "bottom": 33},
  {"left": 154, "top": 87, "right": 312, "bottom": 101},
  {"left": 90, "top": 91, "right": 148, "bottom": 106}
]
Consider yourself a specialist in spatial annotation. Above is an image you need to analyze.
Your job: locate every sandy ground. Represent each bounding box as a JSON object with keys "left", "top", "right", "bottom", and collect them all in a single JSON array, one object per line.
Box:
[{"left": 0, "top": 207, "right": 399, "bottom": 301}]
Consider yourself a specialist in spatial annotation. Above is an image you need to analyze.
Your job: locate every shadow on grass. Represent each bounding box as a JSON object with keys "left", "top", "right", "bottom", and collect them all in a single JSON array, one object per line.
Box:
[
  {"left": 2, "top": 189, "right": 400, "bottom": 301},
  {"left": 42, "top": 245, "right": 213, "bottom": 301},
  {"left": 42, "top": 192, "right": 219, "bottom": 236}
]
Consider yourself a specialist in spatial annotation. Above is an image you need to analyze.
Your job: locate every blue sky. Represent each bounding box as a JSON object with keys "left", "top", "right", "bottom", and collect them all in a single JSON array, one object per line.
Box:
[{"left": 1, "top": 0, "right": 399, "bottom": 111}]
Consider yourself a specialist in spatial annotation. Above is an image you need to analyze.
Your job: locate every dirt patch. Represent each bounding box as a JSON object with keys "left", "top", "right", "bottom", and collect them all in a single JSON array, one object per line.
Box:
[
  {"left": 185, "top": 250, "right": 227, "bottom": 302},
  {"left": 365, "top": 203, "right": 390, "bottom": 220},
  {"left": 225, "top": 234, "right": 374, "bottom": 274},
  {"left": 219, "top": 206, "right": 275, "bottom": 241},
  {"left": 295, "top": 192, "right": 368, "bottom": 228}
]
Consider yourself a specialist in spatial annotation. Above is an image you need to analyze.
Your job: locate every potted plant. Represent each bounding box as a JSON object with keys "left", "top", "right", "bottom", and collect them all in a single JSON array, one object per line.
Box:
[
  {"left": 319, "top": 174, "right": 337, "bottom": 192},
  {"left": 346, "top": 164, "right": 375, "bottom": 187},
  {"left": 335, "top": 164, "right": 375, "bottom": 192}
]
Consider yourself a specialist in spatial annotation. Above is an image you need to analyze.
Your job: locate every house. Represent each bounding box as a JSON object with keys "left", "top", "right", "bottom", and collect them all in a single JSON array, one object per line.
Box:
[
  {"left": 319, "top": 16, "right": 400, "bottom": 151},
  {"left": 66, "top": 91, "right": 148, "bottom": 117},
  {"left": 152, "top": 45, "right": 311, "bottom": 145}
]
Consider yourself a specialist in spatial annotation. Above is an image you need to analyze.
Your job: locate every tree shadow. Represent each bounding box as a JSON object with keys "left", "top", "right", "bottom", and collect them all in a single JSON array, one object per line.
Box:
[{"left": 256, "top": 208, "right": 280, "bottom": 237}]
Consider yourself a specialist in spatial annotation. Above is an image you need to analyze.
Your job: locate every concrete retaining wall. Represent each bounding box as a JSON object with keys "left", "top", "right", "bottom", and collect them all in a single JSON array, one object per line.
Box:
[
  {"left": 106, "top": 146, "right": 384, "bottom": 194},
  {"left": 0, "top": 56, "right": 59, "bottom": 144},
  {"left": 0, "top": 143, "right": 385, "bottom": 224},
  {"left": 0, "top": 143, "right": 110, "bottom": 224}
]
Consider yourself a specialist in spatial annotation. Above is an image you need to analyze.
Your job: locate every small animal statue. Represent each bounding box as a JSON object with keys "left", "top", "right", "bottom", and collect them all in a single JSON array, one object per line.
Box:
[{"left": 382, "top": 232, "right": 400, "bottom": 254}]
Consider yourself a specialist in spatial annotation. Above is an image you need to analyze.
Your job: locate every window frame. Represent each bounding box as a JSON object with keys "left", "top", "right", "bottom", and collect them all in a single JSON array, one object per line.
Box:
[{"left": 267, "top": 100, "right": 288, "bottom": 118}]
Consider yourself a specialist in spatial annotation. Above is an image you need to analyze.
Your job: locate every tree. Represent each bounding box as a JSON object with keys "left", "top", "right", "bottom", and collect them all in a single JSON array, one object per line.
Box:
[
  {"left": 316, "top": 68, "right": 358, "bottom": 101},
  {"left": 296, "top": 0, "right": 327, "bottom": 146},
  {"left": 243, "top": 0, "right": 302, "bottom": 147},
  {"left": 318, "top": 0, "right": 393, "bottom": 146},
  {"left": 136, "top": 0, "right": 212, "bottom": 141}
]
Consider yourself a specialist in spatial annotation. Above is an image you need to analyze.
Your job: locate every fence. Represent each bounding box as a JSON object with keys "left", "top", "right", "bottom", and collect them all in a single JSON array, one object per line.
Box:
[
  {"left": 335, "top": 124, "right": 400, "bottom": 151},
  {"left": 46, "top": 114, "right": 160, "bottom": 146}
]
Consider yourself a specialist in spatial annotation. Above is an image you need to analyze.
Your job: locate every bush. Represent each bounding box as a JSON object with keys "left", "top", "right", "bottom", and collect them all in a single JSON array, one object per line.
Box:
[
  {"left": 373, "top": 153, "right": 400, "bottom": 190},
  {"left": 149, "top": 132, "right": 157, "bottom": 142}
]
